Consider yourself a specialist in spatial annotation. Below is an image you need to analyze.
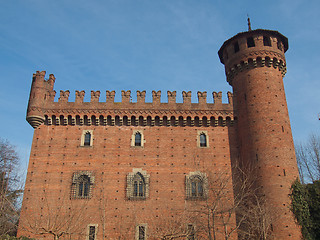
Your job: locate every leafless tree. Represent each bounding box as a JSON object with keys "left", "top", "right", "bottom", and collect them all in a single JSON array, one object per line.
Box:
[
  {"left": 296, "top": 134, "right": 320, "bottom": 183},
  {"left": 200, "top": 166, "right": 256, "bottom": 240},
  {"left": 147, "top": 210, "right": 203, "bottom": 240},
  {"left": 237, "top": 193, "right": 274, "bottom": 240},
  {"left": 0, "top": 139, "right": 23, "bottom": 236},
  {"left": 22, "top": 193, "right": 88, "bottom": 240}
]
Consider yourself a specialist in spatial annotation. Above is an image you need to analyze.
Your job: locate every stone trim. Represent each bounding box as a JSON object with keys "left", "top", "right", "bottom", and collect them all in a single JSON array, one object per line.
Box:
[
  {"left": 185, "top": 171, "right": 208, "bottom": 200},
  {"left": 226, "top": 55, "right": 287, "bottom": 85},
  {"left": 135, "top": 223, "right": 147, "bottom": 240},
  {"left": 197, "top": 130, "right": 209, "bottom": 148},
  {"left": 71, "top": 171, "right": 95, "bottom": 199},
  {"left": 80, "top": 130, "right": 93, "bottom": 147},
  {"left": 126, "top": 168, "right": 150, "bottom": 200},
  {"left": 131, "top": 130, "right": 145, "bottom": 147},
  {"left": 86, "top": 224, "right": 98, "bottom": 240}
]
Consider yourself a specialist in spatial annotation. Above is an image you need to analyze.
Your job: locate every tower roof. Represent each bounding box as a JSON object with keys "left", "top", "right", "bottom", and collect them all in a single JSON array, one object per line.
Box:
[{"left": 218, "top": 29, "right": 288, "bottom": 64}]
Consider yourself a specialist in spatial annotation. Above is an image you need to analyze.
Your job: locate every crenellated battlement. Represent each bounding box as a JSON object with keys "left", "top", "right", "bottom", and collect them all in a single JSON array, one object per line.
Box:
[
  {"left": 53, "top": 88, "right": 232, "bottom": 105},
  {"left": 26, "top": 72, "right": 235, "bottom": 128},
  {"left": 225, "top": 55, "right": 287, "bottom": 85}
]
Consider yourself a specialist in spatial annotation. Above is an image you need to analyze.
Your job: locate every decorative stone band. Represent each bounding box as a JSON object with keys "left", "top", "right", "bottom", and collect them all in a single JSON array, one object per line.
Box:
[
  {"left": 43, "top": 112, "right": 235, "bottom": 128},
  {"left": 26, "top": 115, "right": 45, "bottom": 128},
  {"left": 226, "top": 54, "right": 286, "bottom": 85}
]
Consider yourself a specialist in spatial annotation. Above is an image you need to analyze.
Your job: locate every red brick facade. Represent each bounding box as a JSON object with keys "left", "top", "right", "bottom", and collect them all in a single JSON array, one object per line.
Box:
[{"left": 18, "top": 29, "right": 301, "bottom": 239}]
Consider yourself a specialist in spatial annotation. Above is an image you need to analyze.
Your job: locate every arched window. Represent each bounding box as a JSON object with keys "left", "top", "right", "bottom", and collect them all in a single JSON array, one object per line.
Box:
[
  {"left": 84, "top": 132, "right": 91, "bottom": 146},
  {"left": 81, "top": 130, "right": 93, "bottom": 147},
  {"left": 78, "top": 175, "right": 90, "bottom": 197},
  {"left": 200, "top": 133, "right": 207, "bottom": 147},
  {"left": 197, "top": 131, "right": 209, "bottom": 148},
  {"left": 191, "top": 176, "right": 204, "bottom": 197},
  {"left": 127, "top": 169, "right": 149, "bottom": 200},
  {"left": 71, "top": 171, "right": 94, "bottom": 199},
  {"left": 133, "top": 173, "right": 145, "bottom": 197},
  {"left": 186, "top": 172, "right": 207, "bottom": 200},
  {"left": 135, "top": 132, "right": 141, "bottom": 146}
]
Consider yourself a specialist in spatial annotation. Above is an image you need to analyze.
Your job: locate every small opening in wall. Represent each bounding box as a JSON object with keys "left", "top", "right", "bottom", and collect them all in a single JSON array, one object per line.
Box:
[
  {"left": 234, "top": 42, "right": 239, "bottom": 53},
  {"left": 263, "top": 36, "right": 271, "bottom": 46},
  {"left": 277, "top": 39, "right": 283, "bottom": 50},
  {"left": 283, "top": 169, "right": 286, "bottom": 176},
  {"left": 247, "top": 37, "right": 255, "bottom": 48}
]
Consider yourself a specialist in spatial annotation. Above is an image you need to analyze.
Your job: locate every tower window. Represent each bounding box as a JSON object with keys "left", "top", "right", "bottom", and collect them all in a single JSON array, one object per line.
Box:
[
  {"left": 72, "top": 171, "right": 94, "bottom": 199},
  {"left": 277, "top": 39, "right": 283, "bottom": 50},
  {"left": 247, "top": 37, "right": 255, "bottom": 48},
  {"left": 89, "top": 226, "right": 96, "bottom": 240},
  {"left": 187, "top": 224, "right": 195, "bottom": 240},
  {"left": 136, "top": 224, "right": 147, "bottom": 240},
  {"left": 135, "top": 132, "right": 141, "bottom": 146},
  {"left": 78, "top": 175, "right": 90, "bottom": 197},
  {"left": 186, "top": 172, "right": 207, "bottom": 200},
  {"left": 81, "top": 130, "right": 93, "bottom": 147},
  {"left": 263, "top": 36, "right": 271, "bottom": 46},
  {"left": 234, "top": 42, "right": 239, "bottom": 53},
  {"left": 131, "top": 130, "right": 145, "bottom": 147},
  {"left": 84, "top": 132, "right": 91, "bottom": 146},
  {"left": 199, "top": 133, "right": 207, "bottom": 147},
  {"left": 87, "top": 224, "right": 98, "bottom": 240},
  {"left": 133, "top": 173, "right": 145, "bottom": 197},
  {"left": 191, "top": 176, "right": 204, "bottom": 197},
  {"left": 127, "top": 169, "right": 150, "bottom": 200},
  {"left": 197, "top": 131, "right": 209, "bottom": 148}
]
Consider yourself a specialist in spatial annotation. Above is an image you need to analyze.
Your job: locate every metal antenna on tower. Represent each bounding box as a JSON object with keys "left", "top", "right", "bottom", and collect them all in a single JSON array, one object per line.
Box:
[{"left": 247, "top": 14, "right": 252, "bottom": 31}]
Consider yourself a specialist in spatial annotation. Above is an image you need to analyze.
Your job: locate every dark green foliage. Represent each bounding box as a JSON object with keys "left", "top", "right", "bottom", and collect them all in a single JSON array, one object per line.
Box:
[
  {"left": 305, "top": 181, "right": 320, "bottom": 238},
  {"left": 290, "top": 179, "right": 320, "bottom": 239}
]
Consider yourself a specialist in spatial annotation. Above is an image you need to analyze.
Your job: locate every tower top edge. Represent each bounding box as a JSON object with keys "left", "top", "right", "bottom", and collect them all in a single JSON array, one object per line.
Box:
[{"left": 218, "top": 29, "right": 288, "bottom": 64}]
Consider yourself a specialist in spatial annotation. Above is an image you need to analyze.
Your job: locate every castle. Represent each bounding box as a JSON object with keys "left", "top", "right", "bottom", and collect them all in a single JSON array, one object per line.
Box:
[{"left": 18, "top": 28, "right": 301, "bottom": 239}]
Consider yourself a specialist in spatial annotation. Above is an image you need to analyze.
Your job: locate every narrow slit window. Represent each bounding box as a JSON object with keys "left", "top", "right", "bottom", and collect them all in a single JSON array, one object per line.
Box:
[
  {"left": 89, "top": 226, "right": 96, "bottom": 240},
  {"left": 135, "top": 132, "right": 141, "bottom": 146},
  {"left": 139, "top": 225, "right": 146, "bottom": 240},
  {"left": 200, "top": 133, "right": 207, "bottom": 147},
  {"left": 84, "top": 132, "right": 91, "bottom": 146},
  {"left": 277, "top": 39, "right": 283, "bottom": 50},
  {"left": 263, "top": 36, "right": 271, "bottom": 46},
  {"left": 247, "top": 37, "right": 255, "bottom": 48},
  {"left": 234, "top": 42, "right": 239, "bottom": 53},
  {"left": 187, "top": 224, "right": 195, "bottom": 240}
]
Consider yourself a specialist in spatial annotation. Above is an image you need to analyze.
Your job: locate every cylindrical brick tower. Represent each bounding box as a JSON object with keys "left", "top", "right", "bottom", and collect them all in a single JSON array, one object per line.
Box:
[
  {"left": 26, "top": 71, "right": 55, "bottom": 128},
  {"left": 218, "top": 29, "right": 301, "bottom": 238}
]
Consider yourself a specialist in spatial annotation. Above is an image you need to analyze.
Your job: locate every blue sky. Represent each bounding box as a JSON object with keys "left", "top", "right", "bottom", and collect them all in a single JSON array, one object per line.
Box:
[{"left": 0, "top": 0, "right": 319, "bottom": 169}]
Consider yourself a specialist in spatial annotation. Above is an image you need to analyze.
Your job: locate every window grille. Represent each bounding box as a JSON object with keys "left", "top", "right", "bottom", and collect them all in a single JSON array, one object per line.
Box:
[
  {"left": 139, "top": 226, "right": 146, "bottom": 240},
  {"left": 71, "top": 171, "right": 94, "bottom": 199},
  {"left": 89, "top": 226, "right": 96, "bottom": 240},
  {"left": 127, "top": 169, "right": 149, "bottom": 200},
  {"left": 136, "top": 224, "right": 147, "bottom": 240},
  {"left": 187, "top": 224, "right": 195, "bottom": 240},
  {"left": 186, "top": 172, "right": 207, "bottom": 200}
]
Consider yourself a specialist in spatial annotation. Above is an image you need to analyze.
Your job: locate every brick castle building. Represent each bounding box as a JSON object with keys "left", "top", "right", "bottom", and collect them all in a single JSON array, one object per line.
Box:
[{"left": 18, "top": 28, "right": 301, "bottom": 239}]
